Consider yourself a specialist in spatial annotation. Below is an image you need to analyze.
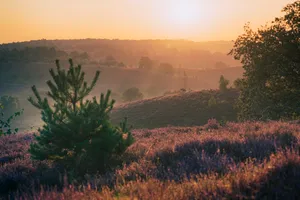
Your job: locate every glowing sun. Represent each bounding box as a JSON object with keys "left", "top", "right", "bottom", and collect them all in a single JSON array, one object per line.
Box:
[{"left": 167, "top": 1, "right": 203, "bottom": 26}]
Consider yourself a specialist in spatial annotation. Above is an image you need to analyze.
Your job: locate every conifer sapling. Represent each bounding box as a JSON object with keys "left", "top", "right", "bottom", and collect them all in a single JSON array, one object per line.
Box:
[{"left": 28, "top": 59, "right": 134, "bottom": 174}]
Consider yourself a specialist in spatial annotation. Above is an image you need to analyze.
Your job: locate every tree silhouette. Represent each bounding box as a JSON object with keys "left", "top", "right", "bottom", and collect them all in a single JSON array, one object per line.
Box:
[
  {"left": 229, "top": 0, "right": 300, "bottom": 120},
  {"left": 139, "top": 56, "right": 153, "bottom": 70},
  {"left": 219, "top": 75, "right": 229, "bottom": 92}
]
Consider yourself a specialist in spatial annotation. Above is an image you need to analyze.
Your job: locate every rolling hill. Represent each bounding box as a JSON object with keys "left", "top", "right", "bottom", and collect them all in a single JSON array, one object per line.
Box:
[{"left": 111, "top": 89, "right": 239, "bottom": 129}]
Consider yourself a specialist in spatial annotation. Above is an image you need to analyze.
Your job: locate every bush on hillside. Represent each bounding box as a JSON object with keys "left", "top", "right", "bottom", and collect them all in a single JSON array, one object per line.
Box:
[
  {"left": 122, "top": 87, "right": 144, "bottom": 102},
  {"left": 28, "top": 59, "right": 134, "bottom": 176},
  {"left": 204, "top": 118, "right": 220, "bottom": 130},
  {"left": 208, "top": 96, "right": 217, "bottom": 108}
]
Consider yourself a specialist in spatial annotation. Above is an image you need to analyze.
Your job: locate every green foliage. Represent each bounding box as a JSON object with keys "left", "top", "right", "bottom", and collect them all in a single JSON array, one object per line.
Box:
[
  {"left": 233, "top": 78, "right": 244, "bottom": 90},
  {"left": 0, "top": 103, "right": 23, "bottom": 136},
  {"left": 139, "top": 57, "right": 153, "bottom": 70},
  {"left": 219, "top": 75, "right": 229, "bottom": 92},
  {"left": 0, "top": 46, "right": 90, "bottom": 64},
  {"left": 0, "top": 96, "right": 23, "bottom": 136},
  {"left": 0, "top": 47, "right": 68, "bottom": 63},
  {"left": 0, "top": 96, "right": 21, "bottom": 118},
  {"left": 122, "top": 87, "right": 144, "bottom": 102},
  {"left": 208, "top": 96, "right": 217, "bottom": 108},
  {"left": 28, "top": 59, "right": 134, "bottom": 175},
  {"left": 229, "top": 1, "right": 300, "bottom": 121}
]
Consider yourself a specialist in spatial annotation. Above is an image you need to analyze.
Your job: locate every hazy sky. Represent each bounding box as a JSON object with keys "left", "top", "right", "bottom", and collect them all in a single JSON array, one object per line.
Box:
[{"left": 0, "top": 0, "right": 295, "bottom": 44}]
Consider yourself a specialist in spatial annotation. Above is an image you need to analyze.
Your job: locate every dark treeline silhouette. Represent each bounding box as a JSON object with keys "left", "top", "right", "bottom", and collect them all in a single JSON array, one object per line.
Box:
[
  {"left": 0, "top": 39, "right": 241, "bottom": 69},
  {"left": 0, "top": 46, "right": 89, "bottom": 63},
  {"left": 230, "top": 0, "right": 300, "bottom": 121}
]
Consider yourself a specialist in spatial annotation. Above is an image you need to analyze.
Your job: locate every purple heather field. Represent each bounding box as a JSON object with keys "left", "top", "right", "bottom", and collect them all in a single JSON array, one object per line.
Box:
[{"left": 1, "top": 120, "right": 300, "bottom": 199}]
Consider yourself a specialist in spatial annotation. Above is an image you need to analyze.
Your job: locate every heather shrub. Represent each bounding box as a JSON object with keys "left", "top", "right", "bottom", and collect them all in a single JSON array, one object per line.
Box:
[
  {"left": 255, "top": 155, "right": 300, "bottom": 199},
  {"left": 22, "top": 151, "right": 300, "bottom": 200},
  {"left": 28, "top": 59, "right": 134, "bottom": 176},
  {"left": 204, "top": 118, "right": 220, "bottom": 130},
  {"left": 0, "top": 134, "right": 65, "bottom": 197},
  {"left": 0, "top": 158, "right": 35, "bottom": 195},
  {"left": 1, "top": 121, "right": 300, "bottom": 199}
]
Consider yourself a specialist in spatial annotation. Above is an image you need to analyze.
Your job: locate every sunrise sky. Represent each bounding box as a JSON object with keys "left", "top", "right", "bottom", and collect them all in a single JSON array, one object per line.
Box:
[{"left": 0, "top": 0, "right": 295, "bottom": 44}]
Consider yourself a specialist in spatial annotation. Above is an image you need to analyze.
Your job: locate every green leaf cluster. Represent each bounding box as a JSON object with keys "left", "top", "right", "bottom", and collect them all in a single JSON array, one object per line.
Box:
[{"left": 229, "top": 1, "right": 300, "bottom": 120}]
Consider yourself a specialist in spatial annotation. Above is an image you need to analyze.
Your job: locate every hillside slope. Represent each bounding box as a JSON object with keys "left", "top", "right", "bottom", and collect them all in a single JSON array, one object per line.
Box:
[{"left": 111, "top": 89, "right": 239, "bottom": 129}]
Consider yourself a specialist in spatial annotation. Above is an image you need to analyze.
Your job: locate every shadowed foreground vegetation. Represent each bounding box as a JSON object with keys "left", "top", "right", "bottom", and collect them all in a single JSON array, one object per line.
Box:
[
  {"left": 1, "top": 121, "right": 300, "bottom": 199},
  {"left": 111, "top": 89, "right": 239, "bottom": 129}
]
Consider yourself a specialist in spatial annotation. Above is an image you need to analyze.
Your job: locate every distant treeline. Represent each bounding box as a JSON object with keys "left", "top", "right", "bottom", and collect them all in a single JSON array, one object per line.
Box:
[
  {"left": 0, "top": 46, "right": 89, "bottom": 63},
  {"left": 0, "top": 39, "right": 241, "bottom": 69}
]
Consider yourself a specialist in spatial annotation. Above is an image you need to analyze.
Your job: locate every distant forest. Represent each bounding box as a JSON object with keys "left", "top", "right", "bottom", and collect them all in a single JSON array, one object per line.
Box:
[
  {"left": 0, "top": 39, "right": 241, "bottom": 69},
  {"left": 0, "top": 47, "right": 89, "bottom": 63}
]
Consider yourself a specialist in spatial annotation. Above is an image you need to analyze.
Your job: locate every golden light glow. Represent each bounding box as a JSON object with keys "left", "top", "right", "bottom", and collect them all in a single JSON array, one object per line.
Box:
[
  {"left": 0, "top": 0, "right": 295, "bottom": 43},
  {"left": 167, "top": 1, "right": 202, "bottom": 26}
]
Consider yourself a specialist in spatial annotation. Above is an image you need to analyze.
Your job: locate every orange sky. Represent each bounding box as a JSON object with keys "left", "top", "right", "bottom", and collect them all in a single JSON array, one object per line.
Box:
[{"left": 0, "top": 0, "right": 295, "bottom": 44}]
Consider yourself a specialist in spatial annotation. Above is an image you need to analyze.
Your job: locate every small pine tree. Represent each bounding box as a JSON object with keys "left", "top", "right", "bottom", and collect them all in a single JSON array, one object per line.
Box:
[
  {"left": 219, "top": 75, "right": 229, "bottom": 92},
  {"left": 28, "top": 59, "right": 134, "bottom": 175}
]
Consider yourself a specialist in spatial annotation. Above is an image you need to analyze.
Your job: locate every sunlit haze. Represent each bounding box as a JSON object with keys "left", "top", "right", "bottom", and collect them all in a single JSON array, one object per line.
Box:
[{"left": 1, "top": 0, "right": 295, "bottom": 43}]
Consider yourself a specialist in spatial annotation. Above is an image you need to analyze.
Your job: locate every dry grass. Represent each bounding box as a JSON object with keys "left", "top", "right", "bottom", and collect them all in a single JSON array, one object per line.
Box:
[{"left": 1, "top": 121, "right": 300, "bottom": 199}]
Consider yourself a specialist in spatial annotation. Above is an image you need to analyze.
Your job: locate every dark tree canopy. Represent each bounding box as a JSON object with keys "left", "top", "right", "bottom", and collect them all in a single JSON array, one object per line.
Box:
[
  {"left": 139, "top": 56, "right": 153, "bottom": 70},
  {"left": 0, "top": 47, "right": 89, "bottom": 63},
  {"left": 122, "top": 87, "right": 144, "bottom": 102},
  {"left": 158, "top": 62, "right": 174, "bottom": 75},
  {"left": 229, "top": 1, "right": 300, "bottom": 120},
  {"left": 103, "top": 55, "right": 117, "bottom": 67}
]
